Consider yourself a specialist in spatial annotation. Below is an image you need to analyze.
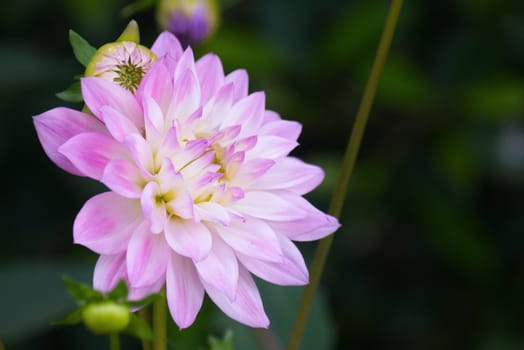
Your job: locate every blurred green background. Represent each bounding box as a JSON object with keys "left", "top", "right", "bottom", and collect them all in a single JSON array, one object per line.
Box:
[{"left": 1, "top": 0, "right": 524, "bottom": 349}]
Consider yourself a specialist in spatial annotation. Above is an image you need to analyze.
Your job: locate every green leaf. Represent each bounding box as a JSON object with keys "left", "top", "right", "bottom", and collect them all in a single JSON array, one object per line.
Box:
[
  {"left": 62, "top": 276, "right": 103, "bottom": 304},
  {"left": 126, "top": 293, "right": 160, "bottom": 308},
  {"left": 107, "top": 280, "right": 128, "bottom": 301},
  {"left": 56, "top": 82, "right": 83, "bottom": 103},
  {"left": 51, "top": 309, "right": 83, "bottom": 326},
  {"left": 208, "top": 329, "right": 235, "bottom": 350},
  {"left": 69, "top": 30, "right": 97, "bottom": 67},
  {"left": 123, "top": 313, "right": 154, "bottom": 341}
]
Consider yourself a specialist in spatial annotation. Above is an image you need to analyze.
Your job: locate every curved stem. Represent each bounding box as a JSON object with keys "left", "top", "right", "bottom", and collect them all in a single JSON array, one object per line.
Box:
[
  {"left": 286, "top": 1, "right": 404, "bottom": 349},
  {"left": 139, "top": 307, "right": 152, "bottom": 350},
  {"left": 153, "top": 291, "right": 167, "bottom": 350},
  {"left": 109, "top": 333, "right": 120, "bottom": 350}
]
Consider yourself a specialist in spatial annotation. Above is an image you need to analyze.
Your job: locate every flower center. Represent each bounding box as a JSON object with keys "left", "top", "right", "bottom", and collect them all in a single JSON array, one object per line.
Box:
[
  {"left": 113, "top": 58, "right": 145, "bottom": 92},
  {"left": 85, "top": 42, "right": 157, "bottom": 93}
]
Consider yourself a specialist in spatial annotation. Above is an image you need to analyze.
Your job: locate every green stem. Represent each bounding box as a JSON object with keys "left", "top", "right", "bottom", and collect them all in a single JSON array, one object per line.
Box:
[
  {"left": 109, "top": 333, "right": 120, "bottom": 350},
  {"left": 286, "top": 1, "right": 403, "bottom": 349},
  {"left": 139, "top": 307, "right": 152, "bottom": 350},
  {"left": 153, "top": 290, "right": 167, "bottom": 350}
]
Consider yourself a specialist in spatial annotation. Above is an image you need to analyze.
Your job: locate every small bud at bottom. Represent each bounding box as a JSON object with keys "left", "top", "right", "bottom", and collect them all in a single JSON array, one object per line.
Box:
[{"left": 82, "top": 302, "right": 131, "bottom": 334}]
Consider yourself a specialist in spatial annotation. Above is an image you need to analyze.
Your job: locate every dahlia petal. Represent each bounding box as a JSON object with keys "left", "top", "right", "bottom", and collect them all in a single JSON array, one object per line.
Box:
[
  {"left": 126, "top": 221, "right": 170, "bottom": 287},
  {"left": 168, "top": 69, "right": 201, "bottom": 123},
  {"left": 81, "top": 77, "right": 143, "bottom": 128},
  {"left": 167, "top": 191, "right": 194, "bottom": 220},
  {"left": 231, "top": 191, "right": 306, "bottom": 221},
  {"left": 171, "top": 139, "right": 209, "bottom": 171},
  {"left": 194, "top": 201, "right": 230, "bottom": 225},
  {"left": 137, "top": 58, "right": 174, "bottom": 114},
  {"left": 156, "top": 158, "right": 182, "bottom": 192},
  {"left": 158, "top": 127, "right": 181, "bottom": 162},
  {"left": 262, "top": 110, "right": 281, "bottom": 123},
  {"left": 213, "top": 218, "right": 283, "bottom": 262},
  {"left": 196, "top": 53, "right": 225, "bottom": 103},
  {"left": 143, "top": 96, "right": 165, "bottom": 135},
  {"left": 178, "top": 152, "right": 216, "bottom": 182},
  {"left": 128, "top": 277, "right": 165, "bottom": 301},
  {"left": 233, "top": 158, "right": 275, "bottom": 186},
  {"left": 59, "top": 132, "right": 129, "bottom": 180},
  {"left": 93, "top": 253, "right": 127, "bottom": 292},
  {"left": 164, "top": 219, "right": 212, "bottom": 261},
  {"left": 174, "top": 47, "right": 196, "bottom": 82},
  {"left": 251, "top": 157, "right": 324, "bottom": 195},
  {"left": 101, "top": 106, "right": 140, "bottom": 142},
  {"left": 124, "top": 134, "right": 155, "bottom": 175},
  {"left": 268, "top": 194, "right": 340, "bottom": 241},
  {"left": 141, "top": 182, "right": 167, "bottom": 234},
  {"left": 33, "top": 107, "right": 106, "bottom": 176},
  {"left": 150, "top": 31, "right": 183, "bottom": 60},
  {"left": 74, "top": 192, "right": 142, "bottom": 254},
  {"left": 222, "top": 92, "right": 264, "bottom": 131},
  {"left": 101, "top": 159, "right": 144, "bottom": 198},
  {"left": 203, "top": 266, "right": 269, "bottom": 328},
  {"left": 224, "top": 69, "right": 248, "bottom": 102},
  {"left": 271, "top": 214, "right": 340, "bottom": 241},
  {"left": 195, "top": 234, "right": 239, "bottom": 301},
  {"left": 203, "top": 83, "right": 235, "bottom": 130},
  {"left": 166, "top": 253, "right": 204, "bottom": 329},
  {"left": 238, "top": 233, "right": 309, "bottom": 286},
  {"left": 249, "top": 135, "right": 298, "bottom": 159},
  {"left": 260, "top": 119, "right": 302, "bottom": 142}
]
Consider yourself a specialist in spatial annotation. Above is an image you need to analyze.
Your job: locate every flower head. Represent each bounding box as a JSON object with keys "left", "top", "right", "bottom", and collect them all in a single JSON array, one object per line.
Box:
[
  {"left": 34, "top": 31, "right": 339, "bottom": 329},
  {"left": 85, "top": 42, "right": 157, "bottom": 93},
  {"left": 157, "top": 0, "right": 219, "bottom": 48}
]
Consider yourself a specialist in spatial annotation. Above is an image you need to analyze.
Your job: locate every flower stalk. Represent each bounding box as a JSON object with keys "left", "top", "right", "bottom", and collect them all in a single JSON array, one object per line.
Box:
[
  {"left": 139, "top": 308, "right": 153, "bottom": 350},
  {"left": 153, "top": 292, "right": 167, "bottom": 350},
  {"left": 286, "top": 0, "right": 404, "bottom": 349},
  {"left": 109, "top": 333, "right": 120, "bottom": 350}
]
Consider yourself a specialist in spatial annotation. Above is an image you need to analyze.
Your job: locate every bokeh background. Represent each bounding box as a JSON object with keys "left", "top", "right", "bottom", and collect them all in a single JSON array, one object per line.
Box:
[{"left": 1, "top": 0, "right": 524, "bottom": 349}]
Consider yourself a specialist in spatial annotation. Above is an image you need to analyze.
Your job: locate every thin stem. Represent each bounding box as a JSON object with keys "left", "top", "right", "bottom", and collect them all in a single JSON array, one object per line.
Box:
[
  {"left": 286, "top": 1, "right": 404, "bottom": 349},
  {"left": 251, "top": 328, "right": 283, "bottom": 350},
  {"left": 153, "top": 291, "right": 168, "bottom": 350},
  {"left": 109, "top": 333, "right": 120, "bottom": 350},
  {"left": 139, "top": 307, "right": 152, "bottom": 350}
]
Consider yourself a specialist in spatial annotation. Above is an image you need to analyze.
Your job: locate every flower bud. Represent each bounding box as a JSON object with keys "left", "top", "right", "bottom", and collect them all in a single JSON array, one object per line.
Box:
[
  {"left": 82, "top": 301, "right": 131, "bottom": 334},
  {"left": 84, "top": 21, "right": 156, "bottom": 93},
  {"left": 157, "top": 0, "right": 219, "bottom": 48}
]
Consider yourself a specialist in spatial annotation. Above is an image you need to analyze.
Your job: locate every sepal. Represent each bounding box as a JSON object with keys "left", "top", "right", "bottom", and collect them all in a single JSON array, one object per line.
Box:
[{"left": 69, "top": 30, "right": 97, "bottom": 67}]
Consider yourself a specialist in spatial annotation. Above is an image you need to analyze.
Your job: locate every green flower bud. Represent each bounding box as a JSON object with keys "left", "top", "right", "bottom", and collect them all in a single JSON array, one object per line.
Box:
[
  {"left": 84, "top": 21, "right": 156, "bottom": 93},
  {"left": 82, "top": 301, "right": 131, "bottom": 334}
]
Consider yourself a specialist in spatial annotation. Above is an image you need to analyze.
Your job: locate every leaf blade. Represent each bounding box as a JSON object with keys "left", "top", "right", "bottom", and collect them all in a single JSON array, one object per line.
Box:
[{"left": 69, "top": 30, "right": 97, "bottom": 67}]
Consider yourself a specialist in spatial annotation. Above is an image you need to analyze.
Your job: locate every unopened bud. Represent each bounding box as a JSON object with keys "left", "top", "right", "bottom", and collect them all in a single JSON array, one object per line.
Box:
[
  {"left": 82, "top": 301, "right": 131, "bottom": 334},
  {"left": 84, "top": 21, "right": 156, "bottom": 93},
  {"left": 157, "top": 0, "right": 219, "bottom": 48}
]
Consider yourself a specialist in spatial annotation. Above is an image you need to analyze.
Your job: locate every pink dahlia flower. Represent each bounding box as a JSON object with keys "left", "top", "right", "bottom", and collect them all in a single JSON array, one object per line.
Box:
[{"left": 34, "top": 32, "right": 339, "bottom": 328}]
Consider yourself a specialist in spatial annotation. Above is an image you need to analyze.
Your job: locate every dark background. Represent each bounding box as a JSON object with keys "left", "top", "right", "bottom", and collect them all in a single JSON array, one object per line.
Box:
[{"left": 1, "top": 0, "right": 524, "bottom": 349}]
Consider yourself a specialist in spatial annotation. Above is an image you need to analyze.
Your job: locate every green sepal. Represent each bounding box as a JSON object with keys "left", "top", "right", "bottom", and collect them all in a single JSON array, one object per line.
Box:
[
  {"left": 208, "top": 330, "right": 235, "bottom": 350},
  {"left": 122, "top": 313, "right": 154, "bottom": 341},
  {"left": 51, "top": 308, "right": 84, "bottom": 326},
  {"left": 56, "top": 82, "right": 83, "bottom": 103},
  {"left": 107, "top": 280, "right": 129, "bottom": 301},
  {"left": 62, "top": 276, "right": 104, "bottom": 304},
  {"left": 125, "top": 293, "right": 160, "bottom": 308},
  {"left": 117, "top": 20, "right": 140, "bottom": 43},
  {"left": 69, "top": 30, "right": 97, "bottom": 67}
]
